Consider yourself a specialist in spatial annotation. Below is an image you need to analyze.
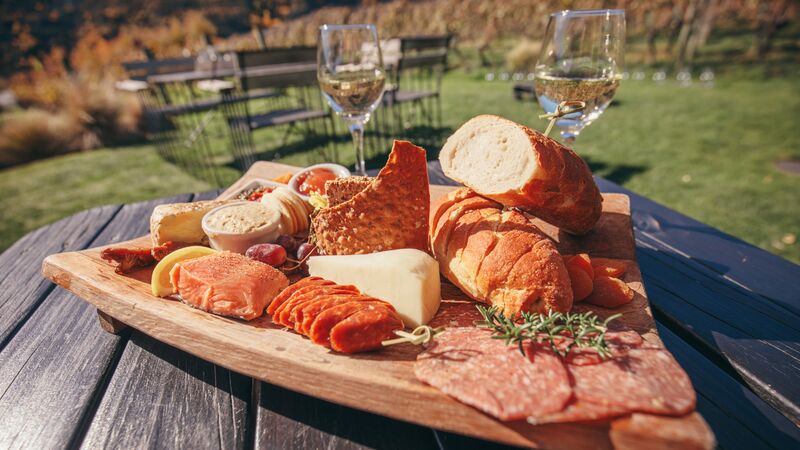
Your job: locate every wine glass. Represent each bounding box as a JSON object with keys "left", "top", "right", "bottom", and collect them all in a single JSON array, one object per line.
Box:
[
  {"left": 318, "top": 24, "right": 386, "bottom": 176},
  {"left": 534, "top": 9, "right": 626, "bottom": 142}
]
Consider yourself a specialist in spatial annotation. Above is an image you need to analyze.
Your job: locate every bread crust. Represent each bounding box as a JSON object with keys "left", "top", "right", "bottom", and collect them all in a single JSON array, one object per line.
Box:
[
  {"left": 441, "top": 115, "right": 602, "bottom": 235},
  {"left": 430, "top": 188, "right": 573, "bottom": 316}
]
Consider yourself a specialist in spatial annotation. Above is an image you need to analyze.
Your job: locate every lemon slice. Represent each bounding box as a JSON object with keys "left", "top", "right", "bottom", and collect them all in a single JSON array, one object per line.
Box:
[{"left": 151, "top": 246, "right": 217, "bottom": 297}]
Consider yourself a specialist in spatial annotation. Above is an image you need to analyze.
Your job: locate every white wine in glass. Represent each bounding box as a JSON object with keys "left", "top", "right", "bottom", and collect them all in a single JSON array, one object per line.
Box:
[
  {"left": 535, "top": 9, "right": 626, "bottom": 142},
  {"left": 318, "top": 24, "right": 386, "bottom": 176}
]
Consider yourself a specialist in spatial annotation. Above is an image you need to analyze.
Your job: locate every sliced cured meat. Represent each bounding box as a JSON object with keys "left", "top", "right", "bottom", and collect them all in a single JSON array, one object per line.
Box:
[
  {"left": 309, "top": 300, "right": 392, "bottom": 347},
  {"left": 272, "top": 283, "right": 354, "bottom": 322},
  {"left": 267, "top": 277, "right": 333, "bottom": 315},
  {"left": 329, "top": 305, "right": 404, "bottom": 353},
  {"left": 427, "top": 301, "right": 485, "bottom": 328},
  {"left": 529, "top": 398, "right": 629, "bottom": 425},
  {"left": 561, "top": 330, "right": 646, "bottom": 366},
  {"left": 294, "top": 294, "right": 371, "bottom": 334},
  {"left": 415, "top": 327, "right": 571, "bottom": 421},
  {"left": 151, "top": 241, "right": 192, "bottom": 261},
  {"left": 275, "top": 285, "right": 359, "bottom": 327},
  {"left": 569, "top": 348, "right": 696, "bottom": 416}
]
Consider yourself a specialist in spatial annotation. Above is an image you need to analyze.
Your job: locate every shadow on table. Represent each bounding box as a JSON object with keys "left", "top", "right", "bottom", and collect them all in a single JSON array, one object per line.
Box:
[
  {"left": 255, "top": 381, "right": 440, "bottom": 449},
  {"left": 584, "top": 156, "right": 648, "bottom": 186}
]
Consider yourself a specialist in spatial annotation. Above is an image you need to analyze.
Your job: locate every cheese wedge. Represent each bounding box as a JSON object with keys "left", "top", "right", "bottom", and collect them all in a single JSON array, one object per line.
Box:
[
  {"left": 307, "top": 249, "right": 441, "bottom": 327},
  {"left": 150, "top": 200, "right": 229, "bottom": 247}
]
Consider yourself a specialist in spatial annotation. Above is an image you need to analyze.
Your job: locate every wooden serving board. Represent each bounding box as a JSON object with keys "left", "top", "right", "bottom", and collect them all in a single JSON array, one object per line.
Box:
[{"left": 42, "top": 162, "right": 714, "bottom": 450}]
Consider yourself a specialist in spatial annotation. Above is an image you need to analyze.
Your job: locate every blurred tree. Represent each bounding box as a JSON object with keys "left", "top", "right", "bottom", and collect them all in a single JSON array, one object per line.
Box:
[{"left": 752, "top": 0, "right": 791, "bottom": 59}]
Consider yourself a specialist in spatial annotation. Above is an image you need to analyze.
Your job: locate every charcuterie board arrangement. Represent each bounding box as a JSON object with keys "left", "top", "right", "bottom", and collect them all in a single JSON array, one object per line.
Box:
[{"left": 42, "top": 115, "right": 715, "bottom": 449}]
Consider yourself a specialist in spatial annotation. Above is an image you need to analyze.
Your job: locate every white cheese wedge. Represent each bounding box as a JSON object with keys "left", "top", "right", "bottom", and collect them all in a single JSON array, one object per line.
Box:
[{"left": 307, "top": 249, "right": 441, "bottom": 328}]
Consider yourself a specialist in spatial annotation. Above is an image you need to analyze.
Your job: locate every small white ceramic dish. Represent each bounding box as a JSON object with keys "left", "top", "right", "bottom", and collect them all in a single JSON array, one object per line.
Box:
[
  {"left": 288, "top": 163, "right": 351, "bottom": 201},
  {"left": 201, "top": 202, "right": 282, "bottom": 254},
  {"left": 229, "top": 178, "right": 284, "bottom": 201}
]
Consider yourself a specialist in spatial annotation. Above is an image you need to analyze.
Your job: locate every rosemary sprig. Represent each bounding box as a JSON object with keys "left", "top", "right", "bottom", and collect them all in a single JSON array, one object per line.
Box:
[{"left": 475, "top": 305, "right": 622, "bottom": 359}]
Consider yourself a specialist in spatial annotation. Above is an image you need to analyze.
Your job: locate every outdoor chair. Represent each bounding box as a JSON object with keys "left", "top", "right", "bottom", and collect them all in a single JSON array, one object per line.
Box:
[
  {"left": 221, "top": 48, "right": 335, "bottom": 170},
  {"left": 384, "top": 35, "right": 451, "bottom": 133},
  {"left": 122, "top": 57, "right": 196, "bottom": 82}
]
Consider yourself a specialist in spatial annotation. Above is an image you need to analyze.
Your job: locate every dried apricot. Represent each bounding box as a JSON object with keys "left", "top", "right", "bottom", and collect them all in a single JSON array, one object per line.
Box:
[
  {"left": 591, "top": 257, "right": 627, "bottom": 278},
  {"left": 567, "top": 264, "right": 594, "bottom": 302},
  {"left": 584, "top": 276, "right": 634, "bottom": 308},
  {"left": 564, "top": 253, "right": 594, "bottom": 279}
]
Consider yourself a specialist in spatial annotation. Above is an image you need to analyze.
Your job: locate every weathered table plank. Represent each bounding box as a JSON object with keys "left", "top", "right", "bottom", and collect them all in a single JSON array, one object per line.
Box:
[
  {"left": 0, "top": 204, "right": 120, "bottom": 348},
  {"left": 640, "top": 250, "right": 800, "bottom": 417},
  {"left": 656, "top": 323, "right": 800, "bottom": 449},
  {"left": 80, "top": 332, "right": 251, "bottom": 449},
  {"left": 0, "top": 287, "right": 124, "bottom": 449},
  {"left": 255, "top": 382, "right": 439, "bottom": 449},
  {"left": 594, "top": 177, "right": 800, "bottom": 317}
]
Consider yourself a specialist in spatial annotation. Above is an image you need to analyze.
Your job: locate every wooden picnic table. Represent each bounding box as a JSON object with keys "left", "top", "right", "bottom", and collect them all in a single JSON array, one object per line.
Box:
[{"left": 0, "top": 161, "right": 798, "bottom": 449}]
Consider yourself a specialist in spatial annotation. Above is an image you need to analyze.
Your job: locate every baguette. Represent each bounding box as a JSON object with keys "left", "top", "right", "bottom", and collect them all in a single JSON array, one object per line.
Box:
[
  {"left": 430, "top": 188, "right": 573, "bottom": 316},
  {"left": 439, "top": 115, "right": 602, "bottom": 235}
]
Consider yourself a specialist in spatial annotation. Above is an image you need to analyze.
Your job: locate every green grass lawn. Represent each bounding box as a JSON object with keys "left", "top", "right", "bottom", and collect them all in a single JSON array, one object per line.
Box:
[{"left": 1, "top": 70, "right": 798, "bottom": 263}]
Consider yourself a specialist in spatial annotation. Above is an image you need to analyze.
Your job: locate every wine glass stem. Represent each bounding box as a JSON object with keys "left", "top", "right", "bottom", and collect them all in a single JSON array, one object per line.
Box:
[
  {"left": 560, "top": 130, "right": 578, "bottom": 144},
  {"left": 348, "top": 120, "right": 367, "bottom": 176}
]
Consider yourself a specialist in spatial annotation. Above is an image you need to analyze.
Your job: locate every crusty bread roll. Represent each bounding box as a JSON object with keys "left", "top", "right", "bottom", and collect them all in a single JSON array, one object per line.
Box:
[
  {"left": 430, "top": 188, "right": 573, "bottom": 316},
  {"left": 439, "top": 115, "right": 602, "bottom": 235}
]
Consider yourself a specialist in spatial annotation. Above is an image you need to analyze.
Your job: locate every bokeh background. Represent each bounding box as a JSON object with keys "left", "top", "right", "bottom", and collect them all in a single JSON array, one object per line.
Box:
[{"left": 0, "top": 0, "right": 798, "bottom": 262}]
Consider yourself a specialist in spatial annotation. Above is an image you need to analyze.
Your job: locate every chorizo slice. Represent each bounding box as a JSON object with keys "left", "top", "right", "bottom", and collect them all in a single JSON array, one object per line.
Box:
[
  {"left": 329, "top": 305, "right": 404, "bottom": 353},
  {"left": 267, "top": 277, "right": 333, "bottom": 315},
  {"left": 275, "top": 285, "right": 359, "bottom": 327},
  {"left": 294, "top": 294, "right": 371, "bottom": 334},
  {"left": 308, "top": 300, "right": 392, "bottom": 347}
]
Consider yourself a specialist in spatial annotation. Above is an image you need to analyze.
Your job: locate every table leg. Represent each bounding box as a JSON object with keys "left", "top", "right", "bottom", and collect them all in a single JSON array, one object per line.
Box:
[{"left": 97, "top": 309, "right": 128, "bottom": 334}]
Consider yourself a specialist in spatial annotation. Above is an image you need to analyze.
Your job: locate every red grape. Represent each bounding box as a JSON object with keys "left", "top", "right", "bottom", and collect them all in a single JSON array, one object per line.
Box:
[
  {"left": 296, "top": 243, "right": 317, "bottom": 261},
  {"left": 246, "top": 243, "right": 287, "bottom": 267},
  {"left": 275, "top": 235, "right": 299, "bottom": 254}
]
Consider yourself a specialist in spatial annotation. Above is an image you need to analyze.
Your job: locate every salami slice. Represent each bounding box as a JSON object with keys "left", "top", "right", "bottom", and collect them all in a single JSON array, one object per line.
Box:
[
  {"left": 267, "top": 277, "right": 333, "bottom": 315},
  {"left": 415, "top": 327, "right": 571, "bottom": 421},
  {"left": 427, "top": 300, "right": 485, "bottom": 328},
  {"left": 564, "top": 330, "right": 645, "bottom": 366},
  {"left": 294, "top": 295, "right": 372, "bottom": 334},
  {"left": 309, "top": 300, "right": 392, "bottom": 346},
  {"left": 275, "top": 285, "right": 359, "bottom": 327},
  {"left": 529, "top": 398, "right": 629, "bottom": 425},
  {"left": 329, "top": 306, "right": 404, "bottom": 353},
  {"left": 569, "top": 348, "right": 696, "bottom": 415}
]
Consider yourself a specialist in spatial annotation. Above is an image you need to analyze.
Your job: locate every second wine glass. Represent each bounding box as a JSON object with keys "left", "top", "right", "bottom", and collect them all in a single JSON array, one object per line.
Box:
[
  {"left": 534, "top": 9, "right": 626, "bottom": 142},
  {"left": 318, "top": 24, "right": 386, "bottom": 176}
]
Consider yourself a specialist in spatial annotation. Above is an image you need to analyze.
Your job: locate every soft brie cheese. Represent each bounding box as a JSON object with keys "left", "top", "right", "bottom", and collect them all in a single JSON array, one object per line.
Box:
[
  {"left": 150, "top": 200, "right": 229, "bottom": 247},
  {"left": 307, "top": 249, "right": 441, "bottom": 327}
]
